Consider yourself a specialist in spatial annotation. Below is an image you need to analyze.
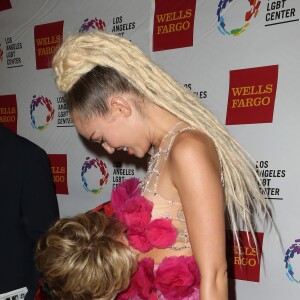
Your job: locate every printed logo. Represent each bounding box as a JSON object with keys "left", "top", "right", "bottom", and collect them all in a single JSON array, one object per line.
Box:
[
  {"left": 227, "top": 231, "right": 264, "bottom": 282},
  {"left": 265, "top": 0, "right": 299, "bottom": 27},
  {"left": 112, "top": 161, "right": 135, "bottom": 188},
  {"left": 48, "top": 154, "right": 69, "bottom": 195},
  {"left": 256, "top": 160, "right": 286, "bottom": 201},
  {"left": 2, "top": 37, "right": 23, "bottom": 68},
  {"left": 0, "top": 0, "right": 12, "bottom": 11},
  {"left": 111, "top": 16, "right": 136, "bottom": 37},
  {"left": 81, "top": 157, "right": 109, "bottom": 194},
  {"left": 284, "top": 239, "right": 300, "bottom": 283},
  {"left": 79, "top": 18, "right": 106, "bottom": 32},
  {"left": 34, "top": 20, "right": 64, "bottom": 70},
  {"left": 226, "top": 65, "right": 278, "bottom": 125},
  {"left": 153, "top": 0, "right": 196, "bottom": 51},
  {"left": 79, "top": 16, "right": 136, "bottom": 38},
  {"left": 30, "top": 95, "right": 55, "bottom": 131},
  {"left": 184, "top": 83, "right": 208, "bottom": 100},
  {"left": 0, "top": 94, "right": 17, "bottom": 133},
  {"left": 217, "top": 0, "right": 261, "bottom": 36},
  {"left": 57, "top": 96, "right": 73, "bottom": 127}
]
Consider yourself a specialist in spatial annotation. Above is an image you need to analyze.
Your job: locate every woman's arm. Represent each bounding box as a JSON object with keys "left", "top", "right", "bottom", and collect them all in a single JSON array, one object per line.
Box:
[{"left": 170, "top": 131, "right": 228, "bottom": 300}]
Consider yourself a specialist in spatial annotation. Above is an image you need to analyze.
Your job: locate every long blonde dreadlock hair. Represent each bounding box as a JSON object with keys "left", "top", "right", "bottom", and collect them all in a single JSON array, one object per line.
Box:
[{"left": 52, "top": 30, "right": 269, "bottom": 245}]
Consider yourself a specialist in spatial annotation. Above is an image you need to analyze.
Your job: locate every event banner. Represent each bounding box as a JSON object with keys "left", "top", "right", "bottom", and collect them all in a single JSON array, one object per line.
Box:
[{"left": 1, "top": 1, "right": 300, "bottom": 299}]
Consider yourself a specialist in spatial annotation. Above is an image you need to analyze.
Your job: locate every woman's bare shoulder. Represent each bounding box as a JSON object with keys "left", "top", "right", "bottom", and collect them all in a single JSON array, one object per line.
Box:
[{"left": 170, "top": 130, "right": 218, "bottom": 161}]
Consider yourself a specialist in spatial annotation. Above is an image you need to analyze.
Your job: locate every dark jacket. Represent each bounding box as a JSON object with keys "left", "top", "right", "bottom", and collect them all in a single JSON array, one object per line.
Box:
[{"left": 0, "top": 124, "right": 59, "bottom": 299}]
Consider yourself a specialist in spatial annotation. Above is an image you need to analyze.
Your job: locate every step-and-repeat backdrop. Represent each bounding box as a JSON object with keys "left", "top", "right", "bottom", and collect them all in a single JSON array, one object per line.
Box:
[{"left": 1, "top": 0, "right": 299, "bottom": 299}]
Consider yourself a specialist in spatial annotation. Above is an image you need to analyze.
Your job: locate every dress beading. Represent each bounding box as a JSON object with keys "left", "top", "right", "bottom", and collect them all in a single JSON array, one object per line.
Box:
[
  {"left": 141, "top": 121, "right": 195, "bottom": 250},
  {"left": 114, "top": 121, "right": 225, "bottom": 299}
]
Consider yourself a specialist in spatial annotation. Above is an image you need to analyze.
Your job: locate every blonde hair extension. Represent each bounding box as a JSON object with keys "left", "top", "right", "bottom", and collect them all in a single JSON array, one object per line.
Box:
[{"left": 52, "top": 31, "right": 270, "bottom": 247}]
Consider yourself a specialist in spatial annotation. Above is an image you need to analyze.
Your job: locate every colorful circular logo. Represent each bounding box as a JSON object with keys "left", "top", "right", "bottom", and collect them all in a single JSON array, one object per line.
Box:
[
  {"left": 217, "top": 0, "right": 261, "bottom": 36},
  {"left": 30, "top": 95, "right": 55, "bottom": 131},
  {"left": 81, "top": 157, "right": 109, "bottom": 194},
  {"left": 284, "top": 239, "right": 300, "bottom": 283},
  {"left": 79, "top": 18, "right": 106, "bottom": 32}
]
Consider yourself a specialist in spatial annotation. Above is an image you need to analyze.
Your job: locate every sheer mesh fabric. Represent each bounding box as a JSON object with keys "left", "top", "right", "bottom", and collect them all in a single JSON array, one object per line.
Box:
[{"left": 141, "top": 122, "right": 194, "bottom": 250}]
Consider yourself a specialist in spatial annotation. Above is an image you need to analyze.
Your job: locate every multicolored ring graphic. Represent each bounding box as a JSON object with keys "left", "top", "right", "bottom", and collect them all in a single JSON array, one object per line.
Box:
[
  {"left": 81, "top": 157, "right": 109, "bottom": 194},
  {"left": 284, "top": 239, "right": 300, "bottom": 283},
  {"left": 79, "top": 18, "right": 106, "bottom": 32},
  {"left": 30, "top": 95, "right": 55, "bottom": 131},
  {"left": 217, "top": 0, "right": 261, "bottom": 36}
]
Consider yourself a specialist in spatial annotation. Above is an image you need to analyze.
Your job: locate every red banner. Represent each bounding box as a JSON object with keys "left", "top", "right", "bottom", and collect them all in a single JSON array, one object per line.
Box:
[
  {"left": 34, "top": 21, "right": 64, "bottom": 70},
  {"left": 226, "top": 65, "right": 279, "bottom": 125},
  {"left": 153, "top": 0, "right": 196, "bottom": 51},
  {"left": 0, "top": 94, "right": 17, "bottom": 133},
  {"left": 48, "top": 154, "right": 69, "bottom": 195}
]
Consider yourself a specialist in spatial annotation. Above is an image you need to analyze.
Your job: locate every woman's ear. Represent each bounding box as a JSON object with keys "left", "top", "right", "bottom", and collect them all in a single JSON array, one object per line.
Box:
[{"left": 109, "top": 96, "right": 132, "bottom": 118}]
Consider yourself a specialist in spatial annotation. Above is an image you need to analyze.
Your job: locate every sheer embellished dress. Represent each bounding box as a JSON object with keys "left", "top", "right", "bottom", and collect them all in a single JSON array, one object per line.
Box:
[{"left": 113, "top": 121, "right": 224, "bottom": 299}]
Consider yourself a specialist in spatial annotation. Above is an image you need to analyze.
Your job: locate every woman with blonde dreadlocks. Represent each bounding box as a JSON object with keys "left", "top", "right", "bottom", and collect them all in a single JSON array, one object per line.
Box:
[{"left": 52, "top": 31, "right": 268, "bottom": 300}]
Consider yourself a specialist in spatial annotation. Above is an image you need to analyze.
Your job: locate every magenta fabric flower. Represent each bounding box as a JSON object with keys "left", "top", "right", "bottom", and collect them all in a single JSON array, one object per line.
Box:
[
  {"left": 148, "top": 293, "right": 159, "bottom": 300},
  {"left": 118, "top": 256, "right": 200, "bottom": 299},
  {"left": 116, "top": 286, "right": 136, "bottom": 300},
  {"left": 121, "top": 195, "right": 153, "bottom": 229},
  {"left": 146, "top": 219, "right": 178, "bottom": 248},
  {"left": 110, "top": 178, "right": 178, "bottom": 252},
  {"left": 110, "top": 186, "right": 128, "bottom": 215},
  {"left": 187, "top": 256, "right": 201, "bottom": 284},
  {"left": 155, "top": 256, "right": 199, "bottom": 300},
  {"left": 132, "top": 258, "right": 157, "bottom": 299},
  {"left": 117, "top": 258, "right": 158, "bottom": 300},
  {"left": 121, "top": 177, "right": 141, "bottom": 197},
  {"left": 111, "top": 177, "right": 141, "bottom": 215},
  {"left": 127, "top": 230, "right": 153, "bottom": 252}
]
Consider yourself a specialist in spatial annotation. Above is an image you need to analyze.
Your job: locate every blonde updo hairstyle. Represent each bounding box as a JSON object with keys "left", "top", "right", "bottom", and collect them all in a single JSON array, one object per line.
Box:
[
  {"left": 52, "top": 31, "right": 269, "bottom": 245},
  {"left": 35, "top": 211, "right": 137, "bottom": 300}
]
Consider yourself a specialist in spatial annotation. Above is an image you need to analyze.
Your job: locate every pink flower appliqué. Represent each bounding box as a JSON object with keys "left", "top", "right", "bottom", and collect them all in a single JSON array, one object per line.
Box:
[
  {"left": 127, "top": 230, "right": 153, "bottom": 253},
  {"left": 111, "top": 177, "right": 141, "bottom": 215},
  {"left": 155, "top": 256, "right": 200, "bottom": 300},
  {"left": 110, "top": 178, "right": 178, "bottom": 252},
  {"left": 121, "top": 195, "right": 153, "bottom": 230},
  {"left": 146, "top": 219, "right": 177, "bottom": 248},
  {"left": 117, "top": 256, "right": 200, "bottom": 299},
  {"left": 117, "top": 258, "right": 158, "bottom": 300}
]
